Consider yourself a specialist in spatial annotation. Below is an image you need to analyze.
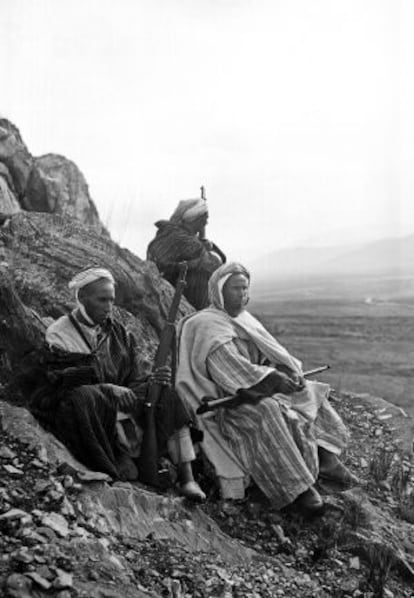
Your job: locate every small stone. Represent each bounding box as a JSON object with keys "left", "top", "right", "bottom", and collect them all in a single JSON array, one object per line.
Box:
[
  {"left": 340, "top": 577, "right": 360, "bottom": 593},
  {"left": 36, "top": 526, "right": 57, "bottom": 541},
  {"left": 31, "top": 509, "right": 44, "bottom": 519},
  {"left": 5, "top": 573, "right": 33, "bottom": 598},
  {"left": 25, "top": 572, "right": 52, "bottom": 590},
  {"left": 47, "top": 489, "right": 65, "bottom": 503},
  {"left": 0, "top": 508, "right": 30, "bottom": 521},
  {"left": 62, "top": 475, "right": 74, "bottom": 489},
  {"left": 37, "top": 446, "right": 48, "bottom": 463},
  {"left": 34, "top": 480, "right": 51, "bottom": 494},
  {"left": 12, "top": 548, "right": 34, "bottom": 564},
  {"left": 60, "top": 497, "right": 76, "bottom": 517},
  {"left": 40, "top": 512, "right": 70, "bottom": 537},
  {"left": 30, "top": 459, "right": 45, "bottom": 469},
  {"left": 3, "top": 464, "right": 24, "bottom": 476},
  {"left": 360, "top": 458, "right": 369, "bottom": 468},
  {"left": 53, "top": 569, "right": 73, "bottom": 590},
  {"left": 0, "top": 446, "right": 17, "bottom": 459},
  {"left": 77, "top": 470, "right": 111, "bottom": 482},
  {"left": 34, "top": 565, "right": 54, "bottom": 580},
  {"left": 349, "top": 556, "right": 360, "bottom": 570}
]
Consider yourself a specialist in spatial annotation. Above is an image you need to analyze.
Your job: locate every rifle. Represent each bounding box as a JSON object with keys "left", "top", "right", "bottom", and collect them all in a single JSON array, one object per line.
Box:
[
  {"left": 196, "top": 365, "right": 330, "bottom": 415},
  {"left": 138, "top": 262, "right": 188, "bottom": 487},
  {"left": 199, "top": 185, "right": 207, "bottom": 240},
  {"left": 199, "top": 185, "right": 227, "bottom": 264}
]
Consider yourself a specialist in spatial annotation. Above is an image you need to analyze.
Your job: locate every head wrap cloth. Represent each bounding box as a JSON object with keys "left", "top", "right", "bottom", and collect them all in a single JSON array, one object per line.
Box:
[
  {"left": 69, "top": 267, "right": 115, "bottom": 302},
  {"left": 170, "top": 199, "right": 208, "bottom": 225},
  {"left": 69, "top": 267, "right": 115, "bottom": 293},
  {"left": 208, "top": 262, "right": 250, "bottom": 310},
  {"left": 68, "top": 267, "right": 115, "bottom": 325},
  {"left": 207, "top": 262, "right": 302, "bottom": 374}
]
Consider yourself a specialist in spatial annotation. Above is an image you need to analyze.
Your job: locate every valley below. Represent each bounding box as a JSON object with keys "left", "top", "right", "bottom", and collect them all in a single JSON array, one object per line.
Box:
[{"left": 251, "top": 294, "right": 414, "bottom": 419}]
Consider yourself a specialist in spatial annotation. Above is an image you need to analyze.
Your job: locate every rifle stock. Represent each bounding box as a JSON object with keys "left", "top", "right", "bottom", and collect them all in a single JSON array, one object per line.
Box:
[{"left": 138, "top": 262, "right": 188, "bottom": 487}]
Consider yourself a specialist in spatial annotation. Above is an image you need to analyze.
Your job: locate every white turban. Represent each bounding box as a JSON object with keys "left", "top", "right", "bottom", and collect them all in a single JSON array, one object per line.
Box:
[
  {"left": 208, "top": 262, "right": 250, "bottom": 310},
  {"left": 68, "top": 267, "right": 115, "bottom": 325},
  {"left": 170, "top": 199, "right": 208, "bottom": 224},
  {"left": 68, "top": 267, "right": 115, "bottom": 294}
]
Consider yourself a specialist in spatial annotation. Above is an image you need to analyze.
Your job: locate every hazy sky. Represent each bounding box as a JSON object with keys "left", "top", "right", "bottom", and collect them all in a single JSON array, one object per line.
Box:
[{"left": 2, "top": 0, "right": 413, "bottom": 267}]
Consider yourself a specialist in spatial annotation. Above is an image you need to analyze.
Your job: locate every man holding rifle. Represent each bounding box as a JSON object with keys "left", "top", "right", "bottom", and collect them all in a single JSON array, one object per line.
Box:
[
  {"left": 176, "top": 262, "right": 359, "bottom": 513},
  {"left": 147, "top": 191, "right": 226, "bottom": 310},
  {"left": 31, "top": 266, "right": 205, "bottom": 501}
]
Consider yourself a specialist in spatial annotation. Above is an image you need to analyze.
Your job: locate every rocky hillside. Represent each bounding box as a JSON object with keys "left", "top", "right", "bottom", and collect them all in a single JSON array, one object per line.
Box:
[{"left": 1, "top": 118, "right": 414, "bottom": 598}]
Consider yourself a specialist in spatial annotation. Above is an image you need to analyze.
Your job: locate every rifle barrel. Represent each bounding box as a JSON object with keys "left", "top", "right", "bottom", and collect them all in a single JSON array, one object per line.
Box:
[
  {"left": 197, "top": 365, "right": 331, "bottom": 415},
  {"left": 303, "top": 365, "right": 330, "bottom": 377}
]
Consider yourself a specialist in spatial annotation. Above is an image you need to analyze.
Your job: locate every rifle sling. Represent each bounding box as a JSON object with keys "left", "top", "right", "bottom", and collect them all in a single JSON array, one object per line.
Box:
[{"left": 68, "top": 313, "right": 109, "bottom": 354}]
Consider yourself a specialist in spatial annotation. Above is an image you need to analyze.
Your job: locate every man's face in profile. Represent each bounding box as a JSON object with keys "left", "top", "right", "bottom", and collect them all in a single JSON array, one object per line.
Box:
[{"left": 79, "top": 279, "right": 115, "bottom": 325}]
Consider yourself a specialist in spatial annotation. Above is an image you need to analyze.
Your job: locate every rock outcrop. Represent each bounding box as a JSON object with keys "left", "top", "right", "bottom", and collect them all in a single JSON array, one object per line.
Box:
[{"left": 0, "top": 118, "right": 105, "bottom": 234}]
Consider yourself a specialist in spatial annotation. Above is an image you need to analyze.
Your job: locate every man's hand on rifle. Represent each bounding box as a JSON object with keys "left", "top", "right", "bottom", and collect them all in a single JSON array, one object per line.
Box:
[
  {"left": 271, "top": 371, "right": 303, "bottom": 395},
  {"left": 291, "top": 372, "right": 306, "bottom": 390},
  {"left": 201, "top": 238, "right": 214, "bottom": 251},
  {"left": 149, "top": 365, "right": 172, "bottom": 387}
]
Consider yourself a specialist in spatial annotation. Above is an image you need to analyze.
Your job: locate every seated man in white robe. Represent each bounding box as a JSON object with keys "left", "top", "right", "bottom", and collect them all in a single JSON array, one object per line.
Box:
[{"left": 176, "top": 262, "right": 358, "bottom": 512}]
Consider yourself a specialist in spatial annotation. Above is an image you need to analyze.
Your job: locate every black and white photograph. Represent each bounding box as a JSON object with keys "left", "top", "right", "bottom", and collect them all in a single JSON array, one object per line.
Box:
[{"left": 1, "top": 1, "right": 414, "bottom": 596}]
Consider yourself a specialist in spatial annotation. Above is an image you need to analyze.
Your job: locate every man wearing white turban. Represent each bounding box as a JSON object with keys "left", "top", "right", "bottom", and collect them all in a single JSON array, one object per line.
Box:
[
  {"left": 147, "top": 199, "right": 226, "bottom": 310},
  {"left": 35, "top": 266, "right": 205, "bottom": 500},
  {"left": 176, "top": 262, "right": 358, "bottom": 512}
]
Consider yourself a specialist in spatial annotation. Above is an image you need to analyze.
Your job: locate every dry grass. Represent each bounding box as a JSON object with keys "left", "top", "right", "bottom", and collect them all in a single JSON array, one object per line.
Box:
[
  {"left": 369, "top": 446, "right": 395, "bottom": 483},
  {"left": 391, "top": 460, "right": 412, "bottom": 500},
  {"left": 365, "top": 543, "right": 395, "bottom": 597},
  {"left": 343, "top": 495, "right": 370, "bottom": 531}
]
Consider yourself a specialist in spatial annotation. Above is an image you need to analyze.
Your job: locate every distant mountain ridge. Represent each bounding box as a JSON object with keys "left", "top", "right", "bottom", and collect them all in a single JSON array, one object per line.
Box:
[
  {"left": 249, "top": 233, "right": 414, "bottom": 302},
  {"left": 250, "top": 234, "right": 414, "bottom": 281}
]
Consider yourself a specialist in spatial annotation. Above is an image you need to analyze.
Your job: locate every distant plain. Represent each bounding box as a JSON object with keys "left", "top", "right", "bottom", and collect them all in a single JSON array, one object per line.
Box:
[{"left": 251, "top": 292, "right": 414, "bottom": 419}]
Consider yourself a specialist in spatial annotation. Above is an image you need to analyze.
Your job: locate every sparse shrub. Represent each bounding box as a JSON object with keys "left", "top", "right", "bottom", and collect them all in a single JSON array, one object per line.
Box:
[
  {"left": 397, "top": 492, "right": 414, "bottom": 524},
  {"left": 365, "top": 543, "right": 395, "bottom": 598},
  {"left": 369, "top": 446, "right": 394, "bottom": 483},
  {"left": 312, "top": 518, "right": 343, "bottom": 562},
  {"left": 390, "top": 459, "right": 412, "bottom": 500},
  {"left": 343, "top": 495, "right": 369, "bottom": 530}
]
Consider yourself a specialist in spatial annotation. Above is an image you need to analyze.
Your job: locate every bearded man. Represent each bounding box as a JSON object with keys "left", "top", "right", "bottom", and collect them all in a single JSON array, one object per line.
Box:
[
  {"left": 176, "top": 262, "right": 358, "bottom": 512},
  {"left": 147, "top": 198, "right": 225, "bottom": 310},
  {"left": 31, "top": 266, "right": 204, "bottom": 500}
]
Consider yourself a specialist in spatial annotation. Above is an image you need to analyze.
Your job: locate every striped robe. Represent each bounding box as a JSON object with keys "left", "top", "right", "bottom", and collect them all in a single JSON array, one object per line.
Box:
[
  {"left": 147, "top": 220, "right": 222, "bottom": 310},
  {"left": 177, "top": 308, "right": 349, "bottom": 508}
]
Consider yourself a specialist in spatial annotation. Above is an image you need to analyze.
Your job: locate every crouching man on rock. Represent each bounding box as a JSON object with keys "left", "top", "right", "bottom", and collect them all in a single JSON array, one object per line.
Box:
[{"left": 30, "top": 266, "right": 205, "bottom": 501}]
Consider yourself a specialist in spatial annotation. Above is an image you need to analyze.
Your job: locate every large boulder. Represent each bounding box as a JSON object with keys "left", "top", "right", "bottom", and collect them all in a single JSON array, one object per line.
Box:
[
  {"left": 34, "top": 153, "right": 106, "bottom": 233},
  {"left": 0, "top": 118, "right": 32, "bottom": 202},
  {"left": 0, "top": 118, "right": 105, "bottom": 232}
]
